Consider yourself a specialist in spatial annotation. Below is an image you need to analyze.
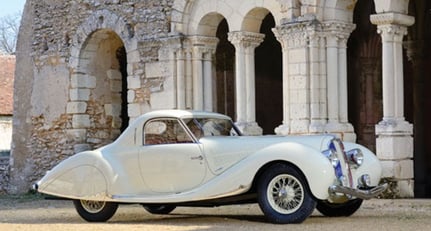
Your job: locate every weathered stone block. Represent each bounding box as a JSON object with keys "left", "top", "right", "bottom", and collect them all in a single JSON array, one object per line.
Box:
[
  {"left": 66, "top": 102, "right": 87, "bottom": 114},
  {"left": 71, "top": 74, "right": 97, "bottom": 89},
  {"left": 66, "top": 129, "right": 87, "bottom": 143},
  {"left": 376, "top": 135, "right": 413, "bottom": 160},
  {"left": 127, "top": 90, "right": 135, "bottom": 103},
  {"left": 111, "top": 117, "right": 122, "bottom": 129},
  {"left": 380, "top": 159, "right": 414, "bottom": 179},
  {"left": 127, "top": 76, "right": 141, "bottom": 89},
  {"left": 72, "top": 115, "right": 91, "bottom": 128},
  {"left": 74, "top": 144, "right": 91, "bottom": 153},
  {"left": 396, "top": 179, "right": 415, "bottom": 198},
  {"left": 70, "top": 88, "right": 90, "bottom": 101},
  {"left": 128, "top": 49, "right": 141, "bottom": 63},
  {"left": 104, "top": 104, "right": 121, "bottom": 116},
  {"left": 110, "top": 80, "right": 122, "bottom": 92}
]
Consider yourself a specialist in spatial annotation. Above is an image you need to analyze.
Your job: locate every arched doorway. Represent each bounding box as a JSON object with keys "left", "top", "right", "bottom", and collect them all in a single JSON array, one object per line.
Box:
[
  {"left": 73, "top": 29, "right": 129, "bottom": 149},
  {"left": 347, "top": 0, "right": 382, "bottom": 151},
  {"left": 215, "top": 19, "right": 235, "bottom": 119},
  {"left": 255, "top": 13, "right": 282, "bottom": 134}
]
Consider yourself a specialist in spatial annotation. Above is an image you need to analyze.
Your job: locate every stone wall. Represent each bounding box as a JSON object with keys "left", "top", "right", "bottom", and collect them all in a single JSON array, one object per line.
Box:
[
  {"left": 9, "top": 0, "right": 175, "bottom": 193},
  {"left": 0, "top": 156, "right": 9, "bottom": 194}
]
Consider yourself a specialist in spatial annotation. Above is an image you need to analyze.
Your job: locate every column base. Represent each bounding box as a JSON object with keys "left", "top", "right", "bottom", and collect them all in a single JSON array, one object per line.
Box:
[
  {"left": 325, "top": 122, "right": 357, "bottom": 142},
  {"left": 236, "top": 122, "right": 263, "bottom": 136},
  {"left": 274, "top": 124, "right": 290, "bottom": 136},
  {"left": 375, "top": 118, "right": 413, "bottom": 135},
  {"left": 380, "top": 178, "right": 414, "bottom": 198},
  {"left": 376, "top": 119, "right": 414, "bottom": 198}
]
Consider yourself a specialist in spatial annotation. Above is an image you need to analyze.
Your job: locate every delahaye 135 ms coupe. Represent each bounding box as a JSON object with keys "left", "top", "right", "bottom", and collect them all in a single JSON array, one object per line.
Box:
[{"left": 33, "top": 110, "right": 387, "bottom": 224}]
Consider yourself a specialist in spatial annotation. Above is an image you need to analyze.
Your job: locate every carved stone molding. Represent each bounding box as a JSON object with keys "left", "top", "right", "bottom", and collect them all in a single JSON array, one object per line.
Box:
[
  {"left": 370, "top": 12, "right": 415, "bottom": 27},
  {"left": 227, "top": 31, "right": 265, "bottom": 49},
  {"left": 322, "top": 21, "right": 356, "bottom": 45},
  {"left": 273, "top": 20, "right": 322, "bottom": 49},
  {"left": 189, "top": 35, "right": 219, "bottom": 54}
]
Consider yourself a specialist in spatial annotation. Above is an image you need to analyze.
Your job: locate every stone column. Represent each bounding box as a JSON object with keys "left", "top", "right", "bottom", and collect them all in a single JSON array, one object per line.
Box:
[
  {"left": 190, "top": 36, "right": 219, "bottom": 111},
  {"left": 185, "top": 50, "right": 193, "bottom": 109},
  {"left": 273, "top": 32, "right": 291, "bottom": 135},
  {"left": 273, "top": 20, "right": 324, "bottom": 135},
  {"left": 203, "top": 52, "right": 213, "bottom": 111},
  {"left": 176, "top": 50, "right": 186, "bottom": 109},
  {"left": 192, "top": 47, "right": 204, "bottom": 110},
  {"left": 323, "top": 22, "right": 356, "bottom": 142},
  {"left": 370, "top": 12, "right": 415, "bottom": 197},
  {"left": 228, "top": 31, "right": 265, "bottom": 135}
]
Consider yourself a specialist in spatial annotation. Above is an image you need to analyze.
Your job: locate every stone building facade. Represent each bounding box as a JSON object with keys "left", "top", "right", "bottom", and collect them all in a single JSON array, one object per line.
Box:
[{"left": 7, "top": 0, "right": 431, "bottom": 198}]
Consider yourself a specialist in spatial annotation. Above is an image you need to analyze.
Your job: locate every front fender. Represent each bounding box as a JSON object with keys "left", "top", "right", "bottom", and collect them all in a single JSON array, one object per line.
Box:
[
  {"left": 36, "top": 151, "right": 113, "bottom": 200},
  {"left": 183, "top": 142, "right": 335, "bottom": 201},
  {"left": 344, "top": 142, "right": 383, "bottom": 187},
  {"left": 251, "top": 142, "right": 335, "bottom": 200}
]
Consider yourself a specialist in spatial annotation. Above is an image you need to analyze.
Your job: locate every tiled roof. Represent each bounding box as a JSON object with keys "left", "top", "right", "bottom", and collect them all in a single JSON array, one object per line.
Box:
[{"left": 0, "top": 55, "right": 15, "bottom": 115}]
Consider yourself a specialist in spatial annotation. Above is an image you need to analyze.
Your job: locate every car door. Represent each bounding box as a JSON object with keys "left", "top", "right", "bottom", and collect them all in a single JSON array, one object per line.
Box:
[{"left": 139, "top": 118, "right": 207, "bottom": 193}]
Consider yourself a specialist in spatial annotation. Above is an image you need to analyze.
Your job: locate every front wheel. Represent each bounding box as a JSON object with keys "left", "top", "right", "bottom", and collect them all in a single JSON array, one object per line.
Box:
[
  {"left": 73, "top": 200, "right": 118, "bottom": 222},
  {"left": 316, "top": 199, "right": 363, "bottom": 217},
  {"left": 257, "top": 163, "right": 316, "bottom": 224}
]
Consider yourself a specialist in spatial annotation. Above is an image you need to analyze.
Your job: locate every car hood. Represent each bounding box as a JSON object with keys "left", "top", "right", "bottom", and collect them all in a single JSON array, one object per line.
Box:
[{"left": 199, "top": 134, "right": 334, "bottom": 175}]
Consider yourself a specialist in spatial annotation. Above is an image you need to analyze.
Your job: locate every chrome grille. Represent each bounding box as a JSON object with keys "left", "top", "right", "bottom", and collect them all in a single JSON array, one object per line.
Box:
[{"left": 332, "top": 138, "right": 353, "bottom": 188}]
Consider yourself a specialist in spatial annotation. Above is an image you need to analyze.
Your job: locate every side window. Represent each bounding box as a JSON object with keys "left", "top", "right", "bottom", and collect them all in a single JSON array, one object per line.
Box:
[{"left": 144, "top": 119, "right": 194, "bottom": 145}]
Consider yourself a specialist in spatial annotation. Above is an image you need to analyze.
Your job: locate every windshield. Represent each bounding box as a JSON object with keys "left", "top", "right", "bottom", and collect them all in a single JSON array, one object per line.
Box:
[{"left": 183, "top": 117, "right": 241, "bottom": 138}]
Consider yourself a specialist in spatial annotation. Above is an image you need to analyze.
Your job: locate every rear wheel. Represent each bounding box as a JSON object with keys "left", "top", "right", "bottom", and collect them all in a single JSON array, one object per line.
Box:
[
  {"left": 73, "top": 200, "right": 118, "bottom": 222},
  {"left": 316, "top": 199, "right": 363, "bottom": 217},
  {"left": 257, "top": 163, "right": 316, "bottom": 224},
  {"left": 143, "top": 205, "right": 176, "bottom": 214}
]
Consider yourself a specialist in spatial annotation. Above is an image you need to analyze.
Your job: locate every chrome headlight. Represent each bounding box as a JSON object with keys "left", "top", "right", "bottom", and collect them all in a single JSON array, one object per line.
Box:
[
  {"left": 346, "top": 148, "right": 364, "bottom": 168},
  {"left": 322, "top": 148, "right": 340, "bottom": 167}
]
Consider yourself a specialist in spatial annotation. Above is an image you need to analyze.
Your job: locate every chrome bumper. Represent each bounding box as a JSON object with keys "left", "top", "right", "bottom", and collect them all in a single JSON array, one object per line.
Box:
[{"left": 329, "top": 183, "right": 388, "bottom": 200}]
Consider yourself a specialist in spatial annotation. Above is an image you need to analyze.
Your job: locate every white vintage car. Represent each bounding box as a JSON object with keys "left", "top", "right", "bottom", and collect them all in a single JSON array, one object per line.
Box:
[{"left": 34, "top": 110, "right": 387, "bottom": 224}]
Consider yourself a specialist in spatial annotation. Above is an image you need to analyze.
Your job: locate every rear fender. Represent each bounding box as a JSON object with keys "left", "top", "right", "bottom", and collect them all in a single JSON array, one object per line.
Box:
[{"left": 37, "top": 151, "right": 112, "bottom": 200}]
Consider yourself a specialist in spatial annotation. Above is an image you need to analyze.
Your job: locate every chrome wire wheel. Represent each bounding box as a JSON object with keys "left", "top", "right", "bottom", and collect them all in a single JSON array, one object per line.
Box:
[
  {"left": 257, "top": 164, "right": 316, "bottom": 224},
  {"left": 80, "top": 200, "right": 106, "bottom": 214},
  {"left": 73, "top": 200, "right": 118, "bottom": 222},
  {"left": 267, "top": 174, "right": 304, "bottom": 214}
]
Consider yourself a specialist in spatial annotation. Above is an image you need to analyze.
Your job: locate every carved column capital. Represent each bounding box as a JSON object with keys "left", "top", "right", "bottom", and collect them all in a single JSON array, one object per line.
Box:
[
  {"left": 322, "top": 21, "right": 356, "bottom": 47},
  {"left": 189, "top": 35, "right": 219, "bottom": 54},
  {"left": 370, "top": 13, "right": 414, "bottom": 43},
  {"left": 227, "top": 31, "right": 265, "bottom": 49},
  {"left": 273, "top": 20, "right": 322, "bottom": 49}
]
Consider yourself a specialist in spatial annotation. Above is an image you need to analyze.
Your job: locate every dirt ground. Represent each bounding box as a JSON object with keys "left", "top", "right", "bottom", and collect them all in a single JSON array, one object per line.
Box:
[{"left": 1, "top": 194, "right": 431, "bottom": 231}]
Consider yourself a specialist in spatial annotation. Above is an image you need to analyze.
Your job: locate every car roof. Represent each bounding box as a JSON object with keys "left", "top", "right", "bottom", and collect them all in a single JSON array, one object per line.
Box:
[{"left": 141, "top": 110, "right": 232, "bottom": 120}]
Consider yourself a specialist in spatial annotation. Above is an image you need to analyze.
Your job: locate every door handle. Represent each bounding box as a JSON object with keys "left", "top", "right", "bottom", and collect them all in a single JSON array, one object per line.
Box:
[{"left": 191, "top": 155, "right": 203, "bottom": 161}]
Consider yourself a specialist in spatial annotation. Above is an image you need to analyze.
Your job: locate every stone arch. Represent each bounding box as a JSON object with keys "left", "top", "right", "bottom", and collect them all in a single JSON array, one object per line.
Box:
[
  {"left": 68, "top": 10, "right": 137, "bottom": 152},
  {"left": 171, "top": 0, "right": 283, "bottom": 35},
  {"left": 321, "top": 0, "right": 358, "bottom": 21},
  {"left": 241, "top": 7, "right": 271, "bottom": 32},
  {"left": 70, "top": 9, "right": 136, "bottom": 65},
  {"left": 196, "top": 12, "right": 226, "bottom": 36}
]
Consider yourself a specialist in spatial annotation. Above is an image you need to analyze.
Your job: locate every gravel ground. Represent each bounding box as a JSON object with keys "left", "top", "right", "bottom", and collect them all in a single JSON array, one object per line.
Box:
[{"left": 1, "top": 194, "right": 431, "bottom": 231}]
